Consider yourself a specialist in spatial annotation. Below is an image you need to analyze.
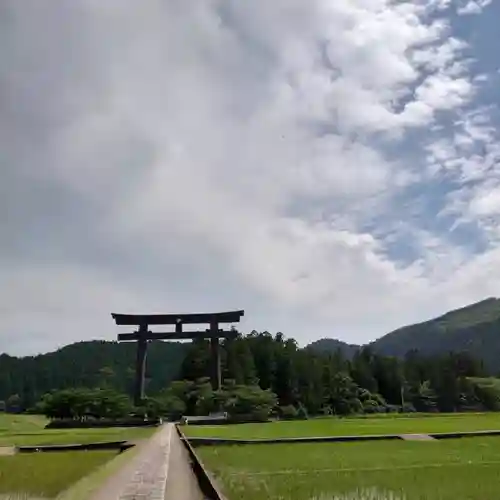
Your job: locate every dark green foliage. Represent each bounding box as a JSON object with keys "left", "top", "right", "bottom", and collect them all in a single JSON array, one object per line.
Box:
[
  {"left": 469, "top": 378, "right": 500, "bottom": 411},
  {"left": 170, "top": 378, "right": 277, "bottom": 422},
  {"left": 0, "top": 340, "right": 188, "bottom": 408},
  {"left": 279, "top": 404, "right": 299, "bottom": 420},
  {"left": 6, "top": 393, "right": 22, "bottom": 413},
  {"left": 307, "top": 338, "right": 360, "bottom": 358},
  {"left": 222, "top": 384, "right": 277, "bottom": 422},
  {"left": 39, "top": 388, "right": 133, "bottom": 420}
]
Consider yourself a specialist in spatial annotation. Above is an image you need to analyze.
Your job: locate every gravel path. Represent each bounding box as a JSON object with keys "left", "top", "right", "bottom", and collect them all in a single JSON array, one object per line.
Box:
[{"left": 90, "top": 423, "right": 204, "bottom": 500}]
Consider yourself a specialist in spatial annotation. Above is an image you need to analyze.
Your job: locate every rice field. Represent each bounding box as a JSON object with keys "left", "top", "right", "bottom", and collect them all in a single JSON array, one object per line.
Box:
[
  {"left": 183, "top": 413, "right": 500, "bottom": 440},
  {"left": 0, "top": 450, "right": 117, "bottom": 498},
  {"left": 198, "top": 437, "right": 500, "bottom": 499},
  {"left": 185, "top": 414, "right": 500, "bottom": 499},
  {"left": 0, "top": 413, "right": 155, "bottom": 447},
  {"left": 0, "top": 414, "right": 155, "bottom": 498}
]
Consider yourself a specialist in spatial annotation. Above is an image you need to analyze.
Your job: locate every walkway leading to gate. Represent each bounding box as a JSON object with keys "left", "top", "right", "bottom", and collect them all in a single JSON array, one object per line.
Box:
[{"left": 90, "top": 423, "right": 205, "bottom": 500}]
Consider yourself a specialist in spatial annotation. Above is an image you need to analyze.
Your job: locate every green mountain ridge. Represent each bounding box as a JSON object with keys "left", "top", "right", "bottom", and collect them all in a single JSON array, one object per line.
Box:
[
  {"left": 2, "top": 297, "right": 500, "bottom": 407},
  {"left": 308, "top": 297, "right": 500, "bottom": 371},
  {"left": 308, "top": 297, "right": 500, "bottom": 373},
  {"left": 371, "top": 297, "right": 500, "bottom": 366}
]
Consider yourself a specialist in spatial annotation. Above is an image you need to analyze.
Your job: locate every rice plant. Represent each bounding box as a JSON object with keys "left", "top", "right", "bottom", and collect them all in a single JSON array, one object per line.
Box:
[{"left": 309, "top": 488, "right": 406, "bottom": 500}]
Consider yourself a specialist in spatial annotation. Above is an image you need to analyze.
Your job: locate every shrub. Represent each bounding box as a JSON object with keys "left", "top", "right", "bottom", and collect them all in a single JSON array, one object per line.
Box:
[
  {"left": 363, "top": 399, "right": 383, "bottom": 414},
  {"left": 401, "top": 402, "right": 416, "bottom": 413},
  {"left": 384, "top": 404, "right": 400, "bottom": 413},
  {"left": 321, "top": 405, "right": 333, "bottom": 416},
  {"left": 279, "top": 404, "right": 299, "bottom": 420}
]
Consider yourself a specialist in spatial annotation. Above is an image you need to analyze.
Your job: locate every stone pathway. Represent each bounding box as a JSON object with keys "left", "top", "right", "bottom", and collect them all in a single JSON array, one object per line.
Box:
[
  {"left": 0, "top": 446, "right": 15, "bottom": 456},
  {"left": 400, "top": 434, "right": 436, "bottom": 441},
  {"left": 165, "top": 429, "right": 206, "bottom": 500},
  {"left": 90, "top": 423, "right": 204, "bottom": 500}
]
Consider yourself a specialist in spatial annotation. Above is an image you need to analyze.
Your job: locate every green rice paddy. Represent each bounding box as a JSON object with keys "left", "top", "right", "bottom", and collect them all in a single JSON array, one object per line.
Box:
[
  {"left": 0, "top": 450, "right": 117, "bottom": 498},
  {"left": 183, "top": 413, "right": 500, "bottom": 440},
  {"left": 0, "top": 414, "right": 155, "bottom": 498},
  {"left": 188, "top": 414, "right": 500, "bottom": 499},
  {"left": 0, "top": 413, "right": 155, "bottom": 447}
]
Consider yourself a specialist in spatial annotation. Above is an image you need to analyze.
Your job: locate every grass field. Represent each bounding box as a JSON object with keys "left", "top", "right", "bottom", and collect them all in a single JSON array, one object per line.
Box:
[
  {"left": 0, "top": 414, "right": 157, "bottom": 498},
  {"left": 0, "top": 413, "right": 155, "bottom": 446},
  {"left": 198, "top": 437, "right": 500, "bottom": 499},
  {"left": 183, "top": 413, "right": 500, "bottom": 440},
  {"left": 186, "top": 414, "right": 500, "bottom": 499},
  {"left": 0, "top": 450, "right": 117, "bottom": 498}
]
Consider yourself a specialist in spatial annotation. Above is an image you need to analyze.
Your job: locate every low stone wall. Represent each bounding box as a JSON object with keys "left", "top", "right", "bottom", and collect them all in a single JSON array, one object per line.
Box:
[
  {"left": 45, "top": 418, "right": 162, "bottom": 429},
  {"left": 16, "top": 441, "right": 134, "bottom": 453}
]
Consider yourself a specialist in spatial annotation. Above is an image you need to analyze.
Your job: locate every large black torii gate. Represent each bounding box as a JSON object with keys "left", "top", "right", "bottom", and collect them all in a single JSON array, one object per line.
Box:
[{"left": 112, "top": 310, "right": 244, "bottom": 406}]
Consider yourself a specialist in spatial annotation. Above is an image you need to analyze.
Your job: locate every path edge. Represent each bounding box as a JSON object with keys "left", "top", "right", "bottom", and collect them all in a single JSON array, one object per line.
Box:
[{"left": 177, "top": 424, "right": 227, "bottom": 500}]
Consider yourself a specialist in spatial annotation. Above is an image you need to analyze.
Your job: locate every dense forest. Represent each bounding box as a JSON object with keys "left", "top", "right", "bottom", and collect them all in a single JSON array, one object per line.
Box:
[
  {"left": 0, "top": 340, "right": 188, "bottom": 409},
  {"left": 1, "top": 330, "right": 500, "bottom": 416},
  {"left": 2, "top": 298, "right": 500, "bottom": 416}
]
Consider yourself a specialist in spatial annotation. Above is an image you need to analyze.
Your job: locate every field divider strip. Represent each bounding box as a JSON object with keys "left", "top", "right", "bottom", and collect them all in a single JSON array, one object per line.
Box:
[{"left": 176, "top": 424, "right": 228, "bottom": 500}]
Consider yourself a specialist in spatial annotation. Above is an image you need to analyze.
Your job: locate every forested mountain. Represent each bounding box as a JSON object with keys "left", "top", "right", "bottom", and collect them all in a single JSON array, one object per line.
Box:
[
  {"left": 370, "top": 298, "right": 500, "bottom": 369},
  {"left": 0, "top": 340, "right": 187, "bottom": 409},
  {"left": 308, "top": 298, "right": 500, "bottom": 371},
  {"left": 2, "top": 298, "right": 500, "bottom": 412},
  {"left": 306, "top": 338, "right": 359, "bottom": 358},
  {"left": 3, "top": 330, "right": 496, "bottom": 415}
]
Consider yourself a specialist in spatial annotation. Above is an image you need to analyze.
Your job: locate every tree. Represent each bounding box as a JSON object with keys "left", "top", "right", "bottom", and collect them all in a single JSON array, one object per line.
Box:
[
  {"left": 6, "top": 394, "right": 22, "bottom": 413},
  {"left": 351, "top": 348, "right": 378, "bottom": 394},
  {"left": 372, "top": 356, "right": 405, "bottom": 405},
  {"left": 246, "top": 332, "right": 277, "bottom": 390},
  {"left": 222, "top": 384, "right": 277, "bottom": 422},
  {"left": 179, "top": 339, "right": 211, "bottom": 383},
  {"left": 222, "top": 336, "right": 257, "bottom": 385},
  {"left": 3, "top": 326, "right": 500, "bottom": 420},
  {"left": 411, "top": 380, "right": 437, "bottom": 412},
  {"left": 39, "top": 388, "right": 132, "bottom": 420},
  {"left": 98, "top": 366, "right": 116, "bottom": 388},
  {"left": 324, "top": 373, "right": 362, "bottom": 416}
]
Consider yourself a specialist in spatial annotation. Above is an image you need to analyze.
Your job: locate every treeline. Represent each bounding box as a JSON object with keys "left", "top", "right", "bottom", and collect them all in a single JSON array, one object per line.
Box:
[
  {"left": 0, "top": 340, "right": 187, "bottom": 409},
  {"left": 35, "top": 381, "right": 278, "bottom": 424},
  {"left": 178, "top": 332, "right": 499, "bottom": 415},
  {"left": 1, "top": 331, "right": 500, "bottom": 416}
]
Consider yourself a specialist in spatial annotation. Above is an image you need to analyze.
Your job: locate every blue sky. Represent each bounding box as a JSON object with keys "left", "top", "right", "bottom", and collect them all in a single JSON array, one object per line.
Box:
[{"left": 1, "top": 0, "right": 500, "bottom": 355}]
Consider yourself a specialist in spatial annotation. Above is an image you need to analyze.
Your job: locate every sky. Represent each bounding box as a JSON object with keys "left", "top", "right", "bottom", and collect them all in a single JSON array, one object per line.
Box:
[{"left": 1, "top": 0, "right": 500, "bottom": 356}]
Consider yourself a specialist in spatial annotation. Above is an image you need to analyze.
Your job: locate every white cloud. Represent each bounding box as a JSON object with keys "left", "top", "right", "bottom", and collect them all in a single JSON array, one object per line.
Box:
[
  {"left": 1, "top": 0, "right": 499, "bottom": 354},
  {"left": 457, "top": 0, "right": 492, "bottom": 15}
]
